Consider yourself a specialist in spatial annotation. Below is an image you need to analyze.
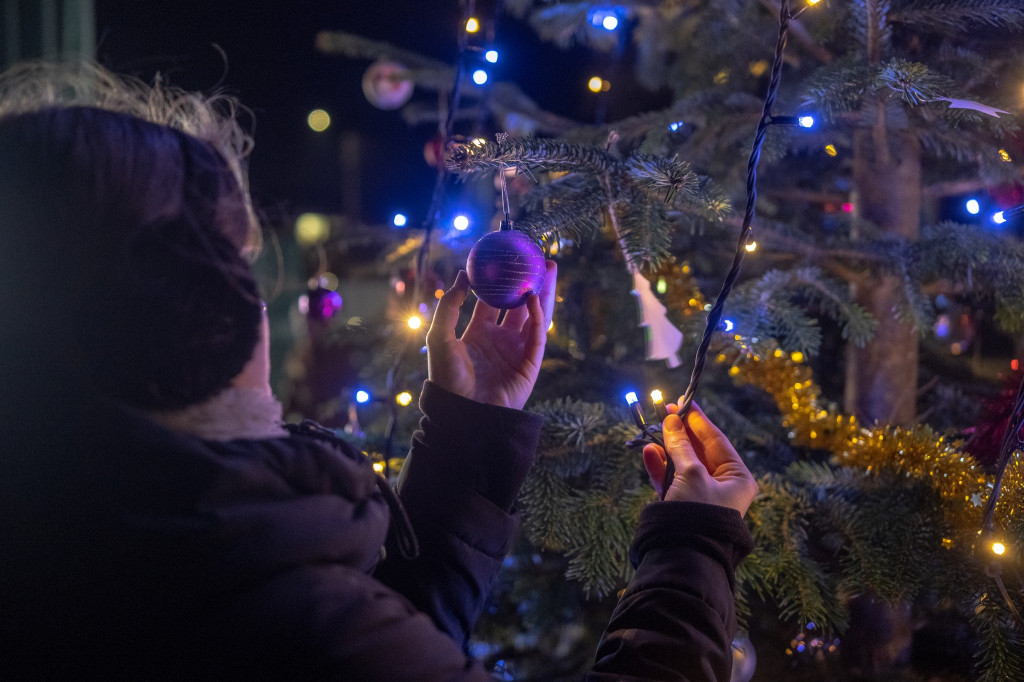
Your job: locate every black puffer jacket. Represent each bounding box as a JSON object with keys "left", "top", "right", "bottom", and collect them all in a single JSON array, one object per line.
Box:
[{"left": 2, "top": 381, "right": 751, "bottom": 681}]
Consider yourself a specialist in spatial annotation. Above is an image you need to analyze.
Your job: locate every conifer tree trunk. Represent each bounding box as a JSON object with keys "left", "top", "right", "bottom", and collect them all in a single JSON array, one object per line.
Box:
[{"left": 845, "top": 108, "right": 922, "bottom": 424}]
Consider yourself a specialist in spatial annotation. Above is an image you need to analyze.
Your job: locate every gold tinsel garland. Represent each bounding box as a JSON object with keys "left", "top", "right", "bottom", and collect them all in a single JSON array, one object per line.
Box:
[{"left": 716, "top": 333, "right": 1024, "bottom": 559}]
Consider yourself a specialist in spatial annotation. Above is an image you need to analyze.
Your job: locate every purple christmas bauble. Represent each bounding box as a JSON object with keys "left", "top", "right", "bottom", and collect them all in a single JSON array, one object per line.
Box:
[
  {"left": 307, "top": 287, "right": 343, "bottom": 320},
  {"left": 466, "top": 230, "right": 546, "bottom": 309}
]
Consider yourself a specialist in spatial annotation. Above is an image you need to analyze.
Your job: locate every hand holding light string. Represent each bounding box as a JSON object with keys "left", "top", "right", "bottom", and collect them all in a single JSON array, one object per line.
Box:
[{"left": 641, "top": 400, "right": 758, "bottom": 513}]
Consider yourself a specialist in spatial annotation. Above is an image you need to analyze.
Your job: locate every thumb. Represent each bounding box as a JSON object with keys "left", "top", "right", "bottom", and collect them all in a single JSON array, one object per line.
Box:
[
  {"left": 661, "top": 413, "right": 697, "bottom": 473},
  {"left": 427, "top": 271, "right": 469, "bottom": 344}
]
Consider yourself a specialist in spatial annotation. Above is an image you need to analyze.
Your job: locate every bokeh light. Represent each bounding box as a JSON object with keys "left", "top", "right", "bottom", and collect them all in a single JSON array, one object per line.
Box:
[{"left": 307, "top": 109, "right": 331, "bottom": 132}]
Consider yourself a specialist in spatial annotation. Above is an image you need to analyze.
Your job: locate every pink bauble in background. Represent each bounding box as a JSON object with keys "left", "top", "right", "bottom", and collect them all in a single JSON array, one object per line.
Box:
[
  {"left": 361, "top": 60, "right": 413, "bottom": 110},
  {"left": 466, "top": 230, "right": 546, "bottom": 309}
]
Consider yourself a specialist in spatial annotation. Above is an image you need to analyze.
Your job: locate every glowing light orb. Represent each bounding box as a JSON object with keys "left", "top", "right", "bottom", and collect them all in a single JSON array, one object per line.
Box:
[
  {"left": 453, "top": 214, "right": 470, "bottom": 230},
  {"left": 393, "top": 213, "right": 408, "bottom": 227},
  {"left": 355, "top": 390, "right": 371, "bottom": 404},
  {"left": 396, "top": 391, "right": 413, "bottom": 406},
  {"left": 295, "top": 213, "right": 330, "bottom": 246},
  {"left": 307, "top": 109, "right": 331, "bottom": 132}
]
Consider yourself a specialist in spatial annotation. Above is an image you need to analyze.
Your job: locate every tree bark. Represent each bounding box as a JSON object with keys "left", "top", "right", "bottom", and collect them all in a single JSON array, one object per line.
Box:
[{"left": 845, "top": 110, "right": 922, "bottom": 425}]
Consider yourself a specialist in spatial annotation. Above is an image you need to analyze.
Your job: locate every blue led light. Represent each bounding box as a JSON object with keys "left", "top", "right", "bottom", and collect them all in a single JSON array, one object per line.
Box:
[
  {"left": 393, "top": 213, "right": 408, "bottom": 227},
  {"left": 484, "top": 49, "right": 498, "bottom": 63},
  {"left": 994, "top": 211, "right": 1007, "bottom": 224},
  {"left": 797, "top": 115, "right": 815, "bottom": 128},
  {"left": 355, "top": 390, "right": 371, "bottom": 404},
  {"left": 625, "top": 391, "right": 639, "bottom": 405},
  {"left": 589, "top": 8, "right": 621, "bottom": 30},
  {"left": 668, "top": 121, "right": 684, "bottom": 132},
  {"left": 453, "top": 214, "right": 470, "bottom": 231},
  {"left": 965, "top": 199, "right": 980, "bottom": 215},
  {"left": 723, "top": 319, "right": 735, "bottom": 332},
  {"left": 472, "top": 69, "right": 488, "bottom": 85}
]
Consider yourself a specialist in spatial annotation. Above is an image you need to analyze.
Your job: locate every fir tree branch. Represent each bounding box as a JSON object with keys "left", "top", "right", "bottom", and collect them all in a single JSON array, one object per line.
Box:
[
  {"left": 315, "top": 31, "right": 450, "bottom": 71},
  {"left": 623, "top": 154, "right": 697, "bottom": 203},
  {"left": 447, "top": 137, "right": 617, "bottom": 175},
  {"left": 891, "top": 0, "right": 1024, "bottom": 32}
]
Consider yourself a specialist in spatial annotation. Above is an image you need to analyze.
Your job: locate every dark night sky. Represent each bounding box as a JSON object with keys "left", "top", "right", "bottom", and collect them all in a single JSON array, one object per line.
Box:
[{"left": 92, "top": 2, "right": 608, "bottom": 227}]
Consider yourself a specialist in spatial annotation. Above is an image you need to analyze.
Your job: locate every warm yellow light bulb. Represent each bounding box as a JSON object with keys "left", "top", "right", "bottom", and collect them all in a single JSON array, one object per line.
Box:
[
  {"left": 407, "top": 315, "right": 423, "bottom": 330},
  {"left": 547, "top": 320, "right": 555, "bottom": 333},
  {"left": 650, "top": 389, "right": 664, "bottom": 404},
  {"left": 472, "top": 137, "right": 487, "bottom": 146},
  {"left": 396, "top": 391, "right": 413, "bottom": 406},
  {"left": 745, "top": 241, "right": 757, "bottom": 252},
  {"left": 372, "top": 462, "right": 385, "bottom": 473},
  {"left": 465, "top": 17, "right": 480, "bottom": 33},
  {"left": 807, "top": 0, "right": 822, "bottom": 5},
  {"left": 999, "top": 149, "right": 1012, "bottom": 162},
  {"left": 588, "top": 76, "right": 603, "bottom": 93},
  {"left": 825, "top": 144, "right": 838, "bottom": 157},
  {"left": 993, "top": 541, "right": 1007, "bottom": 555},
  {"left": 791, "top": 351, "right": 805, "bottom": 363}
]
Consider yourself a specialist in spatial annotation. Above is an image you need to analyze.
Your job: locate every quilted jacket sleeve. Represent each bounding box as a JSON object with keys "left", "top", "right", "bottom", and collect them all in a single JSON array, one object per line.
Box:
[
  {"left": 373, "top": 380, "right": 544, "bottom": 649},
  {"left": 588, "top": 501, "right": 754, "bottom": 682}
]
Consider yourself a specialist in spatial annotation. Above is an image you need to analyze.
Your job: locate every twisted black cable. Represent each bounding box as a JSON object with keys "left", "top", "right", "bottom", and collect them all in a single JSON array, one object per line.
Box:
[
  {"left": 980, "top": 371, "right": 1024, "bottom": 623},
  {"left": 678, "top": 0, "right": 791, "bottom": 418},
  {"left": 653, "top": 0, "right": 792, "bottom": 498},
  {"left": 383, "top": 6, "right": 471, "bottom": 476}
]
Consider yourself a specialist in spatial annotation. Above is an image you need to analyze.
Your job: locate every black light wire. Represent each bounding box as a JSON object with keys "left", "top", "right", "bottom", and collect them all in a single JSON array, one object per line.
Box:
[{"left": 630, "top": 0, "right": 797, "bottom": 500}]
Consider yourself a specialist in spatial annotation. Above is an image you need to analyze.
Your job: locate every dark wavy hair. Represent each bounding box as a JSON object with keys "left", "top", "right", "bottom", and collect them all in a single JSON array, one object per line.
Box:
[{"left": 0, "top": 63, "right": 263, "bottom": 410}]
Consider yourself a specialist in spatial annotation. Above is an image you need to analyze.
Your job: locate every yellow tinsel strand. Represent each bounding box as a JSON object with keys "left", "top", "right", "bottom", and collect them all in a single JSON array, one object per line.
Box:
[{"left": 717, "top": 342, "right": 1018, "bottom": 553}]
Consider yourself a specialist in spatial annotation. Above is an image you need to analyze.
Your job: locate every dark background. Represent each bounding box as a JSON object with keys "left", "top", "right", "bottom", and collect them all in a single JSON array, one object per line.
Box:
[{"left": 92, "top": 2, "right": 607, "bottom": 227}]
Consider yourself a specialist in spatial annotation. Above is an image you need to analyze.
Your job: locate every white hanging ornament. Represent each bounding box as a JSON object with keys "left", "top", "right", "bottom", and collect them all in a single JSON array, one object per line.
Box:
[
  {"left": 935, "top": 97, "right": 1010, "bottom": 118},
  {"left": 631, "top": 270, "right": 683, "bottom": 368},
  {"left": 361, "top": 59, "right": 413, "bottom": 110}
]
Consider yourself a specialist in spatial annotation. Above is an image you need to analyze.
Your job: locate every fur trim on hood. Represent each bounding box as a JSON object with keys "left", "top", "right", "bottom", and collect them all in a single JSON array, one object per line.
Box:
[{"left": 146, "top": 386, "right": 288, "bottom": 441}]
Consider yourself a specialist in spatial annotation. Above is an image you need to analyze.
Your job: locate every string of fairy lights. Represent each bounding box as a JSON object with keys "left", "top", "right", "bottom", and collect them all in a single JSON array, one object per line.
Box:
[{"left": 625, "top": 0, "right": 822, "bottom": 498}]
